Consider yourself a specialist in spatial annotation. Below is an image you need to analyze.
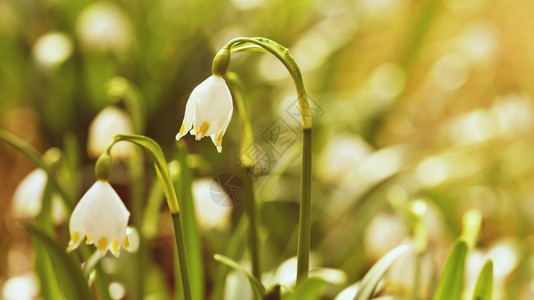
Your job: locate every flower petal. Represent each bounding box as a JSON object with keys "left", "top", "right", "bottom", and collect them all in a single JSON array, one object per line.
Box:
[
  {"left": 68, "top": 180, "right": 130, "bottom": 256},
  {"left": 193, "top": 76, "right": 232, "bottom": 136},
  {"left": 176, "top": 92, "right": 196, "bottom": 141}
]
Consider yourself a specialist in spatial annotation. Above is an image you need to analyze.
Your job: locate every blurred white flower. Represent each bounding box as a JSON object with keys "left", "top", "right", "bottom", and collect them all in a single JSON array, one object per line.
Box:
[
  {"left": 67, "top": 181, "right": 130, "bottom": 257},
  {"left": 263, "top": 254, "right": 320, "bottom": 288},
  {"left": 76, "top": 1, "right": 134, "bottom": 54},
  {"left": 11, "top": 169, "right": 65, "bottom": 225},
  {"left": 88, "top": 106, "right": 135, "bottom": 160},
  {"left": 364, "top": 213, "right": 407, "bottom": 261},
  {"left": 109, "top": 282, "right": 126, "bottom": 300},
  {"left": 192, "top": 178, "right": 232, "bottom": 231},
  {"left": 125, "top": 226, "right": 140, "bottom": 253},
  {"left": 2, "top": 273, "right": 38, "bottom": 300},
  {"left": 176, "top": 75, "right": 233, "bottom": 153},
  {"left": 317, "top": 134, "right": 372, "bottom": 185},
  {"left": 32, "top": 32, "right": 73, "bottom": 68},
  {"left": 387, "top": 243, "right": 434, "bottom": 298}
]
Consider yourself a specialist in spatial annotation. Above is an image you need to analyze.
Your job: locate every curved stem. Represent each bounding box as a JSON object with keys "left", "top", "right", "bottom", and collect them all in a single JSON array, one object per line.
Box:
[
  {"left": 106, "top": 134, "right": 180, "bottom": 213},
  {"left": 219, "top": 37, "right": 313, "bottom": 282},
  {"left": 224, "top": 37, "right": 312, "bottom": 129},
  {"left": 104, "top": 134, "right": 191, "bottom": 300}
]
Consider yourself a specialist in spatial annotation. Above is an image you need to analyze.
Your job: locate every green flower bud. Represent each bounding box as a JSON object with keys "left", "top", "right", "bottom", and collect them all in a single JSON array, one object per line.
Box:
[
  {"left": 212, "top": 47, "right": 231, "bottom": 77},
  {"left": 95, "top": 153, "right": 112, "bottom": 181}
]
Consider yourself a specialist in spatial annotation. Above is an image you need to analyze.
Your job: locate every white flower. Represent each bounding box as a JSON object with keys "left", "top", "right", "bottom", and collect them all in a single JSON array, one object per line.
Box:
[
  {"left": 192, "top": 178, "right": 232, "bottom": 231},
  {"left": 88, "top": 106, "right": 134, "bottom": 160},
  {"left": 67, "top": 181, "right": 130, "bottom": 257},
  {"left": 175, "top": 75, "right": 233, "bottom": 153},
  {"left": 76, "top": 1, "right": 134, "bottom": 54},
  {"left": 11, "top": 169, "right": 65, "bottom": 224},
  {"left": 32, "top": 31, "right": 73, "bottom": 68}
]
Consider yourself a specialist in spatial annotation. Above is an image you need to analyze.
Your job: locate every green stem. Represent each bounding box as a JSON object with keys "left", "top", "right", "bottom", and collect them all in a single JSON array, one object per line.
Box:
[
  {"left": 225, "top": 72, "right": 261, "bottom": 281},
  {"left": 245, "top": 170, "right": 261, "bottom": 281},
  {"left": 104, "top": 134, "right": 191, "bottom": 298},
  {"left": 129, "top": 150, "right": 145, "bottom": 300},
  {"left": 411, "top": 253, "right": 422, "bottom": 300},
  {"left": 225, "top": 72, "right": 254, "bottom": 167},
  {"left": 221, "top": 37, "right": 313, "bottom": 283},
  {"left": 174, "top": 142, "right": 204, "bottom": 300},
  {"left": 297, "top": 128, "right": 312, "bottom": 283},
  {"left": 82, "top": 251, "right": 102, "bottom": 278},
  {"left": 106, "top": 134, "right": 180, "bottom": 213},
  {"left": 172, "top": 212, "right": 192, "bottom": 300},
  {"left": 224, "top": 37, "right": 312, "bottom": 129}
]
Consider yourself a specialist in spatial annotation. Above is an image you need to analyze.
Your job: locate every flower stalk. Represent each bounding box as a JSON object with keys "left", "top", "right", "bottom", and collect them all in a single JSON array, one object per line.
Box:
[
  {"left": 217, "top": 37, "right": 313, "bottom": 282},
  {"left": 226, "top": 72, "right": 261, "bottom": 280},
  {"left": 104, "top": 134, "right": 192, "bottom": 300}
]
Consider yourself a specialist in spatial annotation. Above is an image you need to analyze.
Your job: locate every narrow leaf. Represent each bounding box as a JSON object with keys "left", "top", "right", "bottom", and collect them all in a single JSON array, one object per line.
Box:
[
  {"left": 173, "top": 142, "right": 204, "bottom": 300},
  {"left": 471, "top": 259, "right": 493, "bottom": 300},
  {"left": 214, "top": 254, "right": 265, "bottom": 299},
  {"left": 284, "top": 277, "right": 325, "bottom": 300},
  {"left": 432, "top": 239, "right": 468, "bottom": 300},
  {"left": 33, "top": 242, "right": 62, "bottom": 300},
  {"left": 354, "top": 245, "right": 409, "bottom": 300},
  {"left": 24, "top": 224, "right": 93, "bottom": 300}
]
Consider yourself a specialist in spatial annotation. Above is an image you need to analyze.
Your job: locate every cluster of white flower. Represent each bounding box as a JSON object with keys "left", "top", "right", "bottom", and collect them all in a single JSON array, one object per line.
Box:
[{"left": 66, "top": 73, "right": 233, "bottom": 256}]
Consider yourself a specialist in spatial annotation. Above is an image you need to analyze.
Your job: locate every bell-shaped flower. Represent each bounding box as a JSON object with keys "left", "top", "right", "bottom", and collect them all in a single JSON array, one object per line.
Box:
[
  {"left": 175, "top": 75, "right": 233, "bottom": 153},
  {"left": 12, "top": 168, "right": 65, "bottom": 225},
  {"left": 87, "top": 106, "right": 135, "bottom": 161},
  {"left": 67, "top": 180, "right": 130, "bottom": 257}
]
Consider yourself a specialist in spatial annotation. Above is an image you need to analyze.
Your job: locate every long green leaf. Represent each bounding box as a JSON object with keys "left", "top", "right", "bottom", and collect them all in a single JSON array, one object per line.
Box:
[
  {"left": 173, "top": 142, "right": 204, "bottom": 300},
  {"left": 34, "top": 179, "right": 62, "bottom": 300},
  {"left": 471, "top": 259, "right": 493, "bottom": 300},
  {"left": 354, "top": 245, "right": 409, "bottom": 300},
  {"left": 24, "top": 224, "right": 94, "bottom": 300},
  {"left": 214, "top": 254, "right": 265, "bottom": 299},
  {"left": 432, "top": 239, "right": 468, "bottom": 300}
]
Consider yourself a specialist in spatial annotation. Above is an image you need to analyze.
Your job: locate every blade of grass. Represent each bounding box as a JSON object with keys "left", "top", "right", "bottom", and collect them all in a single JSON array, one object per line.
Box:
[
  {"left": 214, "top": 254, "right": 265, "bottom": 299},
  {"left": 354, "top": 245, "right": 409, "bottom": 300},
  {"left": 471, "top": 259, "right": 493, "bottom": 300},
  {"left": 432, "top": 239, "right": 468, "bottom": 300},
  {"left": 24, "top": 224, "right": 93, "bottom": 300},
  {"left": 173, "top": 142, "right": 204, "bottom": 300}
]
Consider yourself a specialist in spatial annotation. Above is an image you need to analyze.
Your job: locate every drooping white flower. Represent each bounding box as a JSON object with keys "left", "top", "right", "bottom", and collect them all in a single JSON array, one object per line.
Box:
[
  {"left": 192, "top": 178, "right": 232, "bottom": 231},
  {"left": 11, "top": 169, "right": 65, "bottom": 224},
  {"left": 67, "top": 180, "right": 130, "bottom": 257},
  {"left": 87, "top": 106, "right": 134, "bottom": 160},
  {"left": 176, "top": 75, "right": 233, "bottom": 153}
]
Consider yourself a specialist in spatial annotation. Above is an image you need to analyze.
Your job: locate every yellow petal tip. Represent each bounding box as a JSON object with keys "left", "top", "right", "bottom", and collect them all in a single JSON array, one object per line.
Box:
[
  {"left": 97, "top": 237, "right": 108, "bottom": 254},
  {"left": 197, "top": 122, "right": 210, "bottom": 138}
]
